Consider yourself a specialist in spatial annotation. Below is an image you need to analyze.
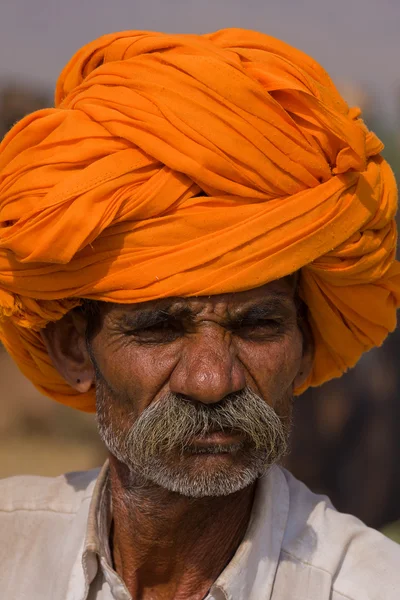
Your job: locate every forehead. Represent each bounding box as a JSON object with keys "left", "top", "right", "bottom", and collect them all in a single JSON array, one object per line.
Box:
[{"left": 103, "top": 278, "right": 296, "bottom": 319}]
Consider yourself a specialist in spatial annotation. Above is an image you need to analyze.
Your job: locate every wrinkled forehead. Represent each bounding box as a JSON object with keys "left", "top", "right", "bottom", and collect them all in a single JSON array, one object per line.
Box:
[{"left": 95, "top": 277, "right": 298, "bottom": 321}]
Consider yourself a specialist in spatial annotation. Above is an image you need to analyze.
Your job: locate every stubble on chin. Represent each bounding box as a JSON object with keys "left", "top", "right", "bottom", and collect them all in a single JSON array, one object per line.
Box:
[{"left": 95, "top": 381, "right": 292, "bottom": 498}]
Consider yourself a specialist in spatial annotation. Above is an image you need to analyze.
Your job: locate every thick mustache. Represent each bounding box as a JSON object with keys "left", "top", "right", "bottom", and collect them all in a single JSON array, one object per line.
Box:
[
  {"left": 95, "top": 383, "right": 291, "bottom": 496},
  {"left": 126, "top": 388, "right": 289, "bottom": 462}
]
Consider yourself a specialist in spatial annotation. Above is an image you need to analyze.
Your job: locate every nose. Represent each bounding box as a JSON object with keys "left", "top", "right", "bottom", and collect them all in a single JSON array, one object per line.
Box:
[{"left": 169, "top": 325, "right": 246, "bottom": 404}]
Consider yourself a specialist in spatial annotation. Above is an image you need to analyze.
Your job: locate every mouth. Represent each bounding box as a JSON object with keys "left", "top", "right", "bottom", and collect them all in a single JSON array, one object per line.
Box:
[{"left": 186, "top": 430, "right": 245, "bottom": 454}]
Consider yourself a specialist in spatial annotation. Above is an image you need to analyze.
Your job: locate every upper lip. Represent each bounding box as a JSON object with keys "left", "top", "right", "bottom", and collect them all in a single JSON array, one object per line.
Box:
[{"left": 190, "top": 430, "right": 244, "bottom": 443}]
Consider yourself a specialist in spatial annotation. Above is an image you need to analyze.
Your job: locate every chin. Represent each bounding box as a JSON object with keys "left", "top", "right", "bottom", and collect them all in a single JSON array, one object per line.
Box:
[{"left": 130, "top": 449, "right": 269, "bottom": 498}]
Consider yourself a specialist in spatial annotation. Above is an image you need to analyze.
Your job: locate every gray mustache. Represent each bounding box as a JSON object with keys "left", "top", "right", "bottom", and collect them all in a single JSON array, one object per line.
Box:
[{"left": 126, "top": 387, "right": 290, "bottom": 461}]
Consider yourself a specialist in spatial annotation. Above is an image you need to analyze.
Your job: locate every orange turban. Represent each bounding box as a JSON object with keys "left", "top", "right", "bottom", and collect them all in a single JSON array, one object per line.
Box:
[{"left": 0, "top": 29, "right": 398, "bottom": 412}]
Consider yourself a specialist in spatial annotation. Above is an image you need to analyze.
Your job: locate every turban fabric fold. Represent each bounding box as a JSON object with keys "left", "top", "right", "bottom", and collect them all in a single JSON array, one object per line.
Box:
[{"left": 0, "top": 28, "right": 398, "bottom": 411}]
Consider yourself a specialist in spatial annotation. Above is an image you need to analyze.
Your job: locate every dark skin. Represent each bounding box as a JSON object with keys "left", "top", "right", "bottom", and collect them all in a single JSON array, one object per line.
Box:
[{"left": 42, "top": 279, "right": 313, "bottom": 600}]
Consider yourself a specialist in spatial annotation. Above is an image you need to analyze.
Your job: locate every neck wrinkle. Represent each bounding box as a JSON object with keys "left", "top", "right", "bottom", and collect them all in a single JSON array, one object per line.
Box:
[{"left": 109, "top": 454, "right": 256, "bottom": 600}]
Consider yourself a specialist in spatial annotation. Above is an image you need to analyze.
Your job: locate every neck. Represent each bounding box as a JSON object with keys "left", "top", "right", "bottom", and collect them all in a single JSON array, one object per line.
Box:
[{"left": 109, "top": 456, "right": 256, "bottom": 600}]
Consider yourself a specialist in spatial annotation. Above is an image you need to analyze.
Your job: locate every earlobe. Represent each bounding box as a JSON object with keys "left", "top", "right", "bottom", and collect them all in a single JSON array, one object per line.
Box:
[
  {"left": 293, "top": 356, "right": 313, "bottom": 390},
  {"left": 293, "top": 318, "right": 315, "bottom": 390},
  {"left": 40, "top": 311, "right": 95, "bottom": 392}
]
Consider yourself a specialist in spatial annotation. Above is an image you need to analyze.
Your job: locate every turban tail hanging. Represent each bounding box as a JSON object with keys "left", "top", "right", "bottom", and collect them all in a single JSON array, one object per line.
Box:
[{"left": 0, "top": 29, "right": 398, "bottom": 411}]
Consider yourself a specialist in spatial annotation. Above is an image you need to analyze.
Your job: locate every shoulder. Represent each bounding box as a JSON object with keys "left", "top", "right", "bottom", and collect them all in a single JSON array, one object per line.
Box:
[
  {"left": 277, "top": 467, "right": 400, "bottom": 600},
  {"left": 0, "top": 468, "right": 101, "bottom": 597},
  {"left": 0, "top": 468, "right": 100, "bottom": 548},
  {"left": 0, "top": 467, "right": 100, "bottom": 515}
]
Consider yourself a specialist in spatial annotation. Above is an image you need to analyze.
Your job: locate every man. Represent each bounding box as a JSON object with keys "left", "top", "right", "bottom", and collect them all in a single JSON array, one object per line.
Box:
[{"left": 0, "top": 28, "right": 399, "bottom": 599}]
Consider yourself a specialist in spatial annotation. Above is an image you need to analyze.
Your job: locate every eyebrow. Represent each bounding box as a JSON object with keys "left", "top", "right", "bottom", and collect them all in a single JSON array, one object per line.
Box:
[
  {"left": 229, "top": 295, "right": 294, "bottom": 325},
  {"left": 116, "top": 305, "right": 192, "bottom": 330},
  {"left": 115, "top": 292, "right": 293, "bottom": 330}
]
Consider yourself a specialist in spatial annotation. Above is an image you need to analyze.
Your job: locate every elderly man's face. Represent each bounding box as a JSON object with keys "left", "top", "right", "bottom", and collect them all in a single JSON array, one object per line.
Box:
[{"left": 77, "top": 279, "right": 311, "bottom": 497}]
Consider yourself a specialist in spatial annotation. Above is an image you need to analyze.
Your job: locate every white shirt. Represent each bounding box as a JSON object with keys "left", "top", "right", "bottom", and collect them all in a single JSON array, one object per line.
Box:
[{"left": 0, "top": 462, "right": 399, "bottom": 600}]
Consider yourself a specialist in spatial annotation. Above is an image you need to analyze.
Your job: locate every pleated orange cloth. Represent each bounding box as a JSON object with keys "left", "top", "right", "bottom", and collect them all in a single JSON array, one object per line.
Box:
[{"left": 0, "top": 28, "right": 398, "bottom": 411}]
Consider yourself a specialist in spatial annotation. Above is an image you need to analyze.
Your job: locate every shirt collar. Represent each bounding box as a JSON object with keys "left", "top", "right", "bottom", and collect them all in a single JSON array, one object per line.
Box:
[
  {"left": 210, "top": 465, "right": 289, "bottom": 600},
  {"left": 82, "top": 462, "right": 289, "bottom": 600},
  {"left": 80, "top": 461, "right": 112, "bottom": 594},
  {"left": 85, "top": 460, "right": 112, "bottom": 562}
]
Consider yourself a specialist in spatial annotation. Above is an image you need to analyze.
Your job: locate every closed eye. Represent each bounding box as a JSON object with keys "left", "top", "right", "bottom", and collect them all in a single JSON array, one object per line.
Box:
[
  {"left": 126, "top": 319, "right": 184, "bottom": 343},
  {"left": 232, "top": 318, "right": 285, "bottom": 340}
]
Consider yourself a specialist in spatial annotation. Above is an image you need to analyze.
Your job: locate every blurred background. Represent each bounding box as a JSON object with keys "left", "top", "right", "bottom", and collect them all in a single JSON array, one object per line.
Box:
[{"left": 1, "top": 0, "right": 399, "bottom": 540}]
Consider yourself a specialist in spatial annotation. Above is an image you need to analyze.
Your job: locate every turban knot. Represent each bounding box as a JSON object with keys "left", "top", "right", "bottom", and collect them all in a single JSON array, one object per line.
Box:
[{"left": 0, "top": 29, "right": 398, "bottom": 411}]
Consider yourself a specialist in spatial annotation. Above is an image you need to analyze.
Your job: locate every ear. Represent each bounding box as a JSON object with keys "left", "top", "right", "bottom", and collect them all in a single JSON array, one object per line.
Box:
[
  {"left": 41, "top": 310, "right": 95, "bottom": 393},
  {"left": 293, "top": 305, "right": 314, "bottom": 390}
]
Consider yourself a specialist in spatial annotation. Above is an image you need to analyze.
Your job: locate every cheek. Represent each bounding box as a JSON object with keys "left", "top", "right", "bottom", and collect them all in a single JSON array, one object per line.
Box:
[
  {"left": 238, "top": 331, "right": 303, "bottom": 401},
  {"left": 91, "top": 335, "right": 181, "bottom": 412}
]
